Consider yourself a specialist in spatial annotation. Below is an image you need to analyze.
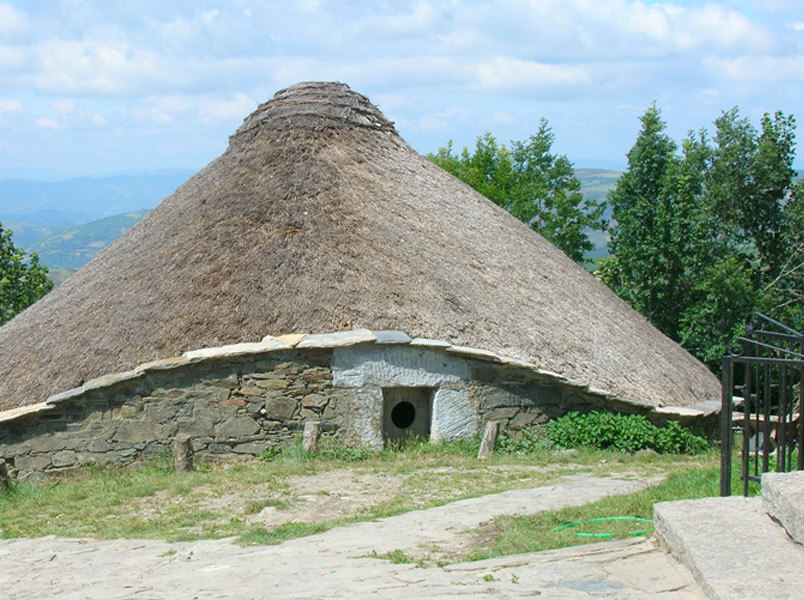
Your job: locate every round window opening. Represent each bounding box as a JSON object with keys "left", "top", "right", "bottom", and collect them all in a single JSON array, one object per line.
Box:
[{"left": 390, "top": 401, "right": 416, "bottom": 429}]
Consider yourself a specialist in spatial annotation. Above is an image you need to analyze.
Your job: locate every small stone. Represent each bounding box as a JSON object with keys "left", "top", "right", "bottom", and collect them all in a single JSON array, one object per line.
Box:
[
  {"left": 301, "top": 394, "right": 328, "bottom": 409},
  {"left": 255, "top": 379, "right": 289, "bottom": 390},
  {"left": 238, "top": 386, "right": 265, "bottom": 396}
]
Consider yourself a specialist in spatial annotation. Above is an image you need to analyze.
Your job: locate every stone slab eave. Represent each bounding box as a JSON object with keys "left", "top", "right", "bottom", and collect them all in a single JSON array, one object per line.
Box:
[{"left": 0, "top": 328, "right": 713, "bottom": 428}]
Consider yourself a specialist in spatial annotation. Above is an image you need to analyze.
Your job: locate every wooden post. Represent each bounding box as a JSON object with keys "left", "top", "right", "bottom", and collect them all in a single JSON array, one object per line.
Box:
[
  {"left": 477, "top": 421, "right": 500, "bottom": 461},
  {"left": 302, "top": 420, "right": 322, "bottom": 454},
  {"left": 0, "top": 459, "right": 10, "bottom": 491},
  {"left": 173, "top": 434, "right": 194, "bottom": 472}
]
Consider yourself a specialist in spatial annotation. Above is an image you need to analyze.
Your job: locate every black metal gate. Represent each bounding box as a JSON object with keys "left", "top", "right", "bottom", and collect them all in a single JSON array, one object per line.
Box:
[{"left": 721, "top": 313, "right": 804, "bottom": 496}]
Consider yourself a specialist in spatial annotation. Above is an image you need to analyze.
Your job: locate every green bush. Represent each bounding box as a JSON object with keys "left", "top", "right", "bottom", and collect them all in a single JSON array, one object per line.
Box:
[
  {"left": 530, "top": 411, "right": 709, "bottom": 455},
  {"left": 496, "top": 426, "right": 553, "bottom": 454}
]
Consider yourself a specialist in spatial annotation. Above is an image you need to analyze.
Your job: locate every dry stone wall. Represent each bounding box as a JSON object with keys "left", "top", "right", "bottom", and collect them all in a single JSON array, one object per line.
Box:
[{"left": 0, "top": 329, "right": 700, "bottom": 480}]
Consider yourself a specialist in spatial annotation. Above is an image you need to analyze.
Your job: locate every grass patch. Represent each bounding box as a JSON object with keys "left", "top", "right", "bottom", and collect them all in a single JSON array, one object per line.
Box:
[
  {"left": 0, "top": 436, "right": 725, "bottom": 551},
  {"left": 467, "top": 456, "right": 736, "bottom": 560}
]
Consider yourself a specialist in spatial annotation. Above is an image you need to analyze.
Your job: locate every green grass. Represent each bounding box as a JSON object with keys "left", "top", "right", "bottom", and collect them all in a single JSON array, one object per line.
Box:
[
  {"left": 468, "top": 450, "right": 756, "bottom": 560},
  {"left": 0, "top": 436, "right": 727, "bottom": 556}
]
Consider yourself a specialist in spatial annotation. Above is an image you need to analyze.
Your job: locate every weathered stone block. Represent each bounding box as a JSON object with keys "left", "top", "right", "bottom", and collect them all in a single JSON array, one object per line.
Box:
[
  {"left": 333, "top": 345, "right": 469, "bottom": 388},
  {"left": 301, "top": 394, "right": 328, "bottom": 409},
  {"left": 175, "top": 416, "right": 215, "bottom": 437},
  {"left": 232, "top": 441, "right": 268, "bottom": 455},
  {"left": 116, "top": 404, "right": 142, "bottom": 419},
  {"left": 14, "top": 454, "right": 51, "bottom": 472},
  {"left": 31, "top": 435, "right": 67, "bottom": 453},
  {"left": 112, "top": 420, "right": 166, "bottom": 444},
  {"left": 264, "top": 397, "right": 297, "bottom": 421},
  {"left": 215, "top": 416, "right": 260, "bottom": 439},
  {"left": 238, "top": 386, "right": 265, "bottom": 396},
  {"left": 297, "top": 329, "right": 376, "bottom": 348},
  {"left": 51, "top": 450, "right": 78, "bottom": 467},
  {"left": 207, "top": 374, "right": 239, "bottom": 388},
  {"left": 483, "top": 407, "right": 518, "bottom": 421},
  {"left": 431, "top": 389, "right": 476, "bottom": 441},
  {"left": 86, "top": 439, "right": 113, "bottom": 452},
  {"left": 254, "top": 379, "right": 288, "bottom": 390}
]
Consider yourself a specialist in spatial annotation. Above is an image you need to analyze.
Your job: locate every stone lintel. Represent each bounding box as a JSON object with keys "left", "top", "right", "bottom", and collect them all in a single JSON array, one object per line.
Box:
[
  {"left": 83, "top": 370, "right": 144, "bottom": 391},
  {"left": 0, "top": 402, "right": 54, "bottom": 423},
  {"left": 409, "top": 338, "right": 452, "bottom": 349},
  {"left": 135, "top": 356, "right": 196, "bottom": 373},
  {"left": 266, "top": 333, "right": 307, "bottom": 347},
  {"left": 372, "top": 330, "right": 412, "bottom": 345},
  {"left": 445, "top": 345, "right": 502, "bottom": 363},
  {"left": 46, "top": 386, "right": 87, "bottom": 405},
  {"left": 296, "top": 329, "right": 377, "bottom": 348},
  {"left": 652, "top": 406, "right": 705, "bottom": 417},
  {"left": 185, "top": 339, "right": 291, "bottom": 360}
]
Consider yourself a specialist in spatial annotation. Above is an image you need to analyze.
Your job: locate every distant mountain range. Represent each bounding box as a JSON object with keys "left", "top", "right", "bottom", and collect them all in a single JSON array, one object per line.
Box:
[
  {"left": 1, "top": 168, "right": 619, "bottom": 279},
  {"left": 0, "top": 169, "right": 193, "bottom": 227}
]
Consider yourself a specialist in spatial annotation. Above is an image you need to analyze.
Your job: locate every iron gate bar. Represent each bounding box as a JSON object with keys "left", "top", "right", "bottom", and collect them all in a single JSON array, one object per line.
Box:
[{"left": 720, "top": 313, "right": 804, "bottom": 496}]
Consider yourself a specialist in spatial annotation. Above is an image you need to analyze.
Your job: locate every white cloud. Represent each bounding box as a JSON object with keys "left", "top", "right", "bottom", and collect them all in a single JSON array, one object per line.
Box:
[
  {"left": 474, "top": 57, "right": 592, "bottom": 93},
  {"left": 0, "top": 3, "right": 28, "bottom": 37},
  {"left": 35, "top": 117, "right": 59, "bottom": 130},
  {"left": 706, "top": 54, "right": 804, "bottom": 83},
  {"left": 0, "top": 98, "right": 22, "bottom": 114},
  {"left": 198, "top": 94, "right": 256, "bottom": 123},
  {"left": 52, "top": 99, "right": 75, "bottom": 114}
]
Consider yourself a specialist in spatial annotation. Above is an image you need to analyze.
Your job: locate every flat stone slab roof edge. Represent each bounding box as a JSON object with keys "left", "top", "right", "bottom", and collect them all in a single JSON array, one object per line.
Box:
[{"left": 0, "top": 328, "right": 679, "bottom": 423}]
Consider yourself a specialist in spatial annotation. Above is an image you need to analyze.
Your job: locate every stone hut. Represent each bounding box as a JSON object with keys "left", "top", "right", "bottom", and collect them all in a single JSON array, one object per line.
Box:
[{"left": 0, "top": 82, "right": 720, "bottom": 478}]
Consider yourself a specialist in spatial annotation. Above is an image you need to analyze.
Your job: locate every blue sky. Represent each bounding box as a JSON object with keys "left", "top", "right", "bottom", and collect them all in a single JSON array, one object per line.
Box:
[{"left": 0, "top": 0, "right": 802, "bottom": 179}]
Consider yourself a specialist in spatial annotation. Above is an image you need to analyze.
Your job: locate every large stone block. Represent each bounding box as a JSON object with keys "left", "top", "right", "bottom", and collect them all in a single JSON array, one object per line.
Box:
[
  {"left": 51, "top": 450, "right": 78, "bottom": 468},
  {"left": 14, "top": 454, "right": 52, "bottom": 473},
  {"left": 431, "top": 389, "right": 476, "bottom": 441},
  {"left": 762, "top": 471, "right": 804, "bottom": 546},
  {"left": 215, "top": 416, "right": 260, "bottom": 439},
  {"left": 112, "top": 420, "right": 167, "bottom": 444},
  {"left": 333, "top": 345, "right": 469, "bottom": 388},
  {"left": 30, "top": 435, "right": 67, "bottom": 453},
  {"left": 264, "top": 397, "right": 297, "bottom": 421}
]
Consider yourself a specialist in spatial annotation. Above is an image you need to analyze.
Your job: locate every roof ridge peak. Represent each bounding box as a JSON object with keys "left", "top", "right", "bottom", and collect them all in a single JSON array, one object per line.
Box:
[{"left": 229, "top": 81, "right": 396, "bottom": 147}]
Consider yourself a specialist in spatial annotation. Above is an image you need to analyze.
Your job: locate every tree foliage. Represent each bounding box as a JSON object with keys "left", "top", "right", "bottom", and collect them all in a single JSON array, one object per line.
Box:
[
  {"left": 428, "top": 120, "right": 605, "bottom": 262},
  {"left": 600, "top": 104, "right": 800, "bottom": 368},
  {"left": 0, "top": 222, "right": 53, "bottom": 325}
]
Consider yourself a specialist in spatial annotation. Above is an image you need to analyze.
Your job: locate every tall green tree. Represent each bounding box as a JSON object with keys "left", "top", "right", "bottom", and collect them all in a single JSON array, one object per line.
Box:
[
  {"left": 0, "top": 222, "right": 53, "bottom": 325},
  {"left": 600, "top": 104, "right": 799, "bottom": 369},
  {"left": 429, "top": 120, "right": 605, "bottom": 263}
]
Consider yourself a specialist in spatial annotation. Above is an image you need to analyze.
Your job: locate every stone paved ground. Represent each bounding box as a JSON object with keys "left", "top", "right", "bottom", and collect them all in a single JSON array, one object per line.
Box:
[{"left": 0, "top": 474, "right": 705, "bottom": 599}]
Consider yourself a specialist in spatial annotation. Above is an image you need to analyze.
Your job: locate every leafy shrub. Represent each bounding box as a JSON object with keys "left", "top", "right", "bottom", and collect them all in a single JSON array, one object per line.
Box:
[
  {"left": 496, "top": 427, "right": 553, "bottom": 454},
  {"left": 654, "top": 420, "right": 710, "bottom": 455},
  {"left": 540, "top": 411, "right": 709, "bottom": 455}
]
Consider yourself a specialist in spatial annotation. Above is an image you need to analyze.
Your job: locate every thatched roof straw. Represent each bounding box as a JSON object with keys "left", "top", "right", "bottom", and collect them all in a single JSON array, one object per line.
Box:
[{"left": 0, "top": 82, "right": 720, "bottom": 411}]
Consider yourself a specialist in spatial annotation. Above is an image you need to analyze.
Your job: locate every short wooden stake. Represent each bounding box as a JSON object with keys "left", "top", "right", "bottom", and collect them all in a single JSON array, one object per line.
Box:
[
  {"left": 302, "top": 421, "right": 322, "bottom": 454},
  {"left": 477, "top": 421, "right": 500, "bottom": 461},
  {"left": 0, "top": 459, "right": 10, "bottom": 490},
  {"left": 173, "top": 434, "right": 194, "bottom": 472}
]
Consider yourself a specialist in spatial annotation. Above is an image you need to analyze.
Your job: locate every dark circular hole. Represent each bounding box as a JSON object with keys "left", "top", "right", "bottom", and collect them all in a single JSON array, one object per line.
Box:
[{"left": 390, "top": 401, "right": 416, "bottom": 429}]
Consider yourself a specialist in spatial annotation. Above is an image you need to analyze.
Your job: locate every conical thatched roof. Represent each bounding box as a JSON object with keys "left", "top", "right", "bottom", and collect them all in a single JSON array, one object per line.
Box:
[{"left": 0, "top": 82, "right": 720, "bottom": 411}]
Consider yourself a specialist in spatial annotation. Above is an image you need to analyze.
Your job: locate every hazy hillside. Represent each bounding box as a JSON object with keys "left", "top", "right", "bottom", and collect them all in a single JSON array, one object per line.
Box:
[
  {"left": 577, "top": 168, "right": 619, "bottom": 259},
  {"left": 30, "top": 211, "right": 148, "bottom": 271},
  {"left": 0, "top": 169, "right": 193, "bottom": 225}
]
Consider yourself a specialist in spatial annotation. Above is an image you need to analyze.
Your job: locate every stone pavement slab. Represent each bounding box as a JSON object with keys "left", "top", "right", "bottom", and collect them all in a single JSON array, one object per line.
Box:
[
  {"left": 654, "top": 496, "right": 804, "bottom": 600},
  {"left": 762, "top": 470, "right": 804, "bottom": 545}
]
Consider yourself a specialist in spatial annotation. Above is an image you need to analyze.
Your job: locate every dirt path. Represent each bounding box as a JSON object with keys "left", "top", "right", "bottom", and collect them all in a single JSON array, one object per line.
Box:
[{"left": 0, "top": 473, "right": 705, "bottom": 599}]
